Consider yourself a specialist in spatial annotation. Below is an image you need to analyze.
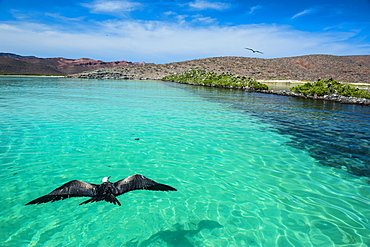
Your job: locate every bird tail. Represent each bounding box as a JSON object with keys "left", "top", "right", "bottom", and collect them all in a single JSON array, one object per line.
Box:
[
  {"left": 105, "top": 194, "right": 121, "bottom": 206},
  {"left": 79, "top": 194, "right": 121, "bottom": 206}
]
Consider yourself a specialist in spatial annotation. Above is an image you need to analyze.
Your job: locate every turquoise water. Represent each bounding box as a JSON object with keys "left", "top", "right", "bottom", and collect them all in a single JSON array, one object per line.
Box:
[{"left": 1, "top": 77, "right": 370, "bottom": 246}]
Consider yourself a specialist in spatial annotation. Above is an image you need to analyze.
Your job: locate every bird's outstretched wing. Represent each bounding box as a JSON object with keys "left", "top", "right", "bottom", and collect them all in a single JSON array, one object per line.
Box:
[
  {"left": 114, "top": 174, "right": 177, "bottom": 196},
  {"left": 26, "top": 180, "right": 98, "bottom": 205},
  {"left": 245, "top": 47, "right": 263, "bottom": 54}
]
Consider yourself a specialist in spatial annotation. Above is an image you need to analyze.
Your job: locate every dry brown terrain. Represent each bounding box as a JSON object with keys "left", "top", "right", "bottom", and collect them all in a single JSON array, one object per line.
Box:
[
  {"left": 0, "top": 53, "right": 145, "bottom": 75},
  {"left": 1, "top": 53, "right": 369, "bottom": 83},
  {"left": 73, "top": 55, "right": 370, "bottom": 83}
]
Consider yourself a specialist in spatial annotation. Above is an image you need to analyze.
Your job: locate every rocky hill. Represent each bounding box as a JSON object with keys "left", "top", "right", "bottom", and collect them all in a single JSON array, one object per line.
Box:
[
  {"left": 73, "top": 55, "right": 370, "bottom": 83},
  {"left": 2, "top": 53, "right": 369, "bottom": 83},
  {"left": 0, "top": 53, "right": 146, "bottom": 75}
]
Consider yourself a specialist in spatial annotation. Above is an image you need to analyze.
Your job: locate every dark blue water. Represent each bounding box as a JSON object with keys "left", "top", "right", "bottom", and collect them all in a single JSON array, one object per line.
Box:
[{"left": 172, "top": 82, "right": 370, "bottom": 178}]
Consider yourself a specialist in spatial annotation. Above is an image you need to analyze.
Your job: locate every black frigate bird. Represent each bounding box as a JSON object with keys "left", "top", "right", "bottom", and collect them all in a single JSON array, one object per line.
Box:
[
  {"left": 245, "top": 48, "right": 264, "bottom": 54},
  {"left": 25, "top": 174, "right": 177, "bottom": 206}
]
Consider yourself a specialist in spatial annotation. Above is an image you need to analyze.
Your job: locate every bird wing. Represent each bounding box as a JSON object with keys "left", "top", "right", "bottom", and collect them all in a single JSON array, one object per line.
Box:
[
  {"left": 245, "top": 48, "right": 263, "bottom": 54},
  {"left": 26, "top": 180, "right": 98, "bottom": 205},
  {"left": 114, "top": 174, "right": 177, "bottom": 196}
]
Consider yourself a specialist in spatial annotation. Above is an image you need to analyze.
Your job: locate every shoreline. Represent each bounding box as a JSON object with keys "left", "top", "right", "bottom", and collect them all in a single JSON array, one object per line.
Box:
[
  {"left": 260, "top": 79, "right": 370, "bottom": 91},
  {"left": 0, "top": 74, "right": 65, "bottom": 77},
  {"left": 262, "top": 89, "right": 370, "bottom": 105},
  {"left": 67, "top": 70, "right": 370, "bottom": 106},
  {"left": 172, "top": 81, "right": 370, "bottom": 105}
]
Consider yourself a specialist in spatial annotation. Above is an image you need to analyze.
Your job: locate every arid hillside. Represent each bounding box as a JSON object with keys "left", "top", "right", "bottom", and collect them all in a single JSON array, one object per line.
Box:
[
  {"left": 0, "top": 53, "right": 146, "bottom": 75},
  {"left": 74, "top": 55, "right": 370, "bottom": 83},
  {"left": 1, "top": 53, "right": 369, "bottom": 83}
]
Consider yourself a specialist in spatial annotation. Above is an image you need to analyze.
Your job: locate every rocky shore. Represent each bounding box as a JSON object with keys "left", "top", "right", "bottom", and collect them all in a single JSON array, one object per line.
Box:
[
  {"left": 69, "top": 55, "right": 370, "bottom": 106},
  {"left": 71, "top": 71, "right": 370, "bottom": 106},
  {"left": 263, "top": 90, "right": 370, "bottom": 105},
  {"left": 170, "top": 81, "right": 370, "bottom": 105}
]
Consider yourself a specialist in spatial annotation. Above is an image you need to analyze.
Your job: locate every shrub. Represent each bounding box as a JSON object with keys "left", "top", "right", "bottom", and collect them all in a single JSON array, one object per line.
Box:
[
  {"left": 162, "top": 69, "right": 269, "bottom": 91},
  {"left": 290, "top": 79, "right": 370, "bottom": 99}
]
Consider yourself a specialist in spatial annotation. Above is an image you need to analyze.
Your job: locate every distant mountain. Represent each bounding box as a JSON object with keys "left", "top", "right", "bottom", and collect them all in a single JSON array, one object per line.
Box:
[
  {"left": 0, "top": 53, "right": 147, "bottom": 75},
  {"left": 0, "top": 53, "right": 38, "bottom": 59}
]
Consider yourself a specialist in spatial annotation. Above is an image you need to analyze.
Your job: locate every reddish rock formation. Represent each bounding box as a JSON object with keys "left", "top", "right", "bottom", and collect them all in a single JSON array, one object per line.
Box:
[{"left": 0, "top": 53, "right": 146, "bottom": 75}]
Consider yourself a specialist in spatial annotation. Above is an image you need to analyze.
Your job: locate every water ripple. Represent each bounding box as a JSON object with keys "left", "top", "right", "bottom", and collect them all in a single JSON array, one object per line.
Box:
[{"left": 1, "top": 78, "right": 370, "bottom": 246}]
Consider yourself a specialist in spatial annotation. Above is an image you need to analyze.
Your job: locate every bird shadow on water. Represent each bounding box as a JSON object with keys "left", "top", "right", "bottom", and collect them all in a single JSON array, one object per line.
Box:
[{"left": 125, "top": 220, "right": 223, "bottom": 247}]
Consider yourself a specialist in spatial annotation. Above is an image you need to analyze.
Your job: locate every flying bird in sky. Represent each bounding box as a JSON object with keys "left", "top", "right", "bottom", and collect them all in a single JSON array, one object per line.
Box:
[
  {"left": 245, "top": 48, "right": 264, "bottom": 54},
  {"left": 26, "top": 174, "right": 177, "bottom": 206}
]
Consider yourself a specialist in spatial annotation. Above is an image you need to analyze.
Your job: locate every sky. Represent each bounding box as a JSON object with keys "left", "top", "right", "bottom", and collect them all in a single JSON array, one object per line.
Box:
[{"left": 0, "top": 0, "right": 369, "bottom": 63}]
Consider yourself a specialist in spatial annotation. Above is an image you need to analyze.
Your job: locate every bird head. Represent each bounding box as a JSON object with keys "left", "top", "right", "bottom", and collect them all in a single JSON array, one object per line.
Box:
[{"left": 102, "top": 176, "right": 111, "bottom": 183}]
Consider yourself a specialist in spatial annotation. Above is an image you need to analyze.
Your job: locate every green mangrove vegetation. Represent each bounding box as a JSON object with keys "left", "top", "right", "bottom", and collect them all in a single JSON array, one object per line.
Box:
[
  {"left": 290, "top": 79, "right": 370, "bottom": 99},
  {"left": 162, "top": 69, "right": 269, "bottom": 91},
  {"left": 162, "top": 70, "right": 370, "bottom": 102}
]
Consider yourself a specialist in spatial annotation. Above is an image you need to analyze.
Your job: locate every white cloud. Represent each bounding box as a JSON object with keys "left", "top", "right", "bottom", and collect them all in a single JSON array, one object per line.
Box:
[
  {"left": 248, "top": 5, "right": 262, "bottom": 15},
  {"left": 163, "top": 11, "right": 188, "bottom": 24},
  {"left": 191, "top": 14, "right": 217, "bottom": 24},
  {"left": 292, "top": 9, "right": 313, "bottom": 19},
  {"left": 188, "top": 0, "right": 230, "bottom": 11},
  {"left": 10, "top": 10, "right": 42, "bottom": 20},
  {"left": 163, "top": 11, "right": 177, "bottom": 16},
  {"left": 45, "top": 13, "right": 85, "bottom": 22},
  {"left": 163, "top": 12, "right": 216, "bottom": 25},
  {"left": 0, "top": 20, "right": 367, "bottom": 63},
  {"left": 82, "top": 0, "right": 142, "bottom": 14}
]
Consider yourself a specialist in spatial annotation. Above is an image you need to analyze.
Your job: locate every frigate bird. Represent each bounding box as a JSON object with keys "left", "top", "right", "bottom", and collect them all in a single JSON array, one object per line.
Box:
[
  {"left": 245, "top": 48, "right": 264, "bottom": 54},
  {"left": 25, "top": 174, "right": 177, "bottom": 206}
]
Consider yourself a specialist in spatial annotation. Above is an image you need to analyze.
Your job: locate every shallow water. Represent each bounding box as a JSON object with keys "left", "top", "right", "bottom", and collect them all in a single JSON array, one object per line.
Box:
[{"left": 1, "top": 77, "right": 369, "bottom": 246}]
